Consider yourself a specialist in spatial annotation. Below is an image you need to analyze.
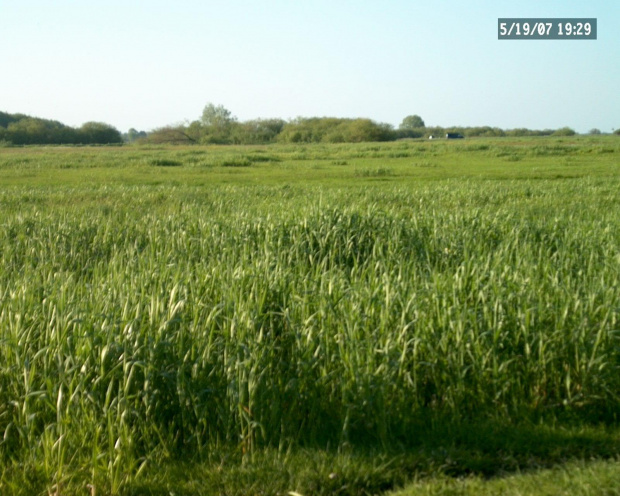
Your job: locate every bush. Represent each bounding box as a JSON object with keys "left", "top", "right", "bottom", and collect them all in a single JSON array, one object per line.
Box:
[
  {"left": 148, "top": 158, "right": 182, "bottom": 167},
  {"left": 277, "top": 118, "right": 394, "bottom": 144},
  {"left": 552, "top": 127, "right": 577, "bottom": 137},
  {"left": 219, "top": 156, "right": 252, "bottom": 167},
  {"left": 0, "top": 112, "right": 122, "bottom": 145}
]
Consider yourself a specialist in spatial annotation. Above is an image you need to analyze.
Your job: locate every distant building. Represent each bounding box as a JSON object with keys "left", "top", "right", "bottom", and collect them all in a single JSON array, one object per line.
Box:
[{"left": 446, "top": 133, "right": 464, "bottom": 139}]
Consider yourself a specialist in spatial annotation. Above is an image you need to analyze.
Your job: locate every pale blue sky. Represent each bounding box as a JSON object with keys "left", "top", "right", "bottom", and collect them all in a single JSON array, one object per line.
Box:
[{"left": 1, "top": 0, "right": 618, "bottom": 133}]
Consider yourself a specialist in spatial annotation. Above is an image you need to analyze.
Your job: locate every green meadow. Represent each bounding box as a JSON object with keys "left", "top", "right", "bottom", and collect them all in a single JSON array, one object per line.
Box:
[{"left": 0, "top": 137, "right": 619, "bottom": 495}]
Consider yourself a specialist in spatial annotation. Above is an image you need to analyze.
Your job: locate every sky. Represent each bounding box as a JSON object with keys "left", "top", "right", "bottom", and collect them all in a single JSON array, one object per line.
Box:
[{"left": 1, "top": 0, "right": 618, "bottom": 134}]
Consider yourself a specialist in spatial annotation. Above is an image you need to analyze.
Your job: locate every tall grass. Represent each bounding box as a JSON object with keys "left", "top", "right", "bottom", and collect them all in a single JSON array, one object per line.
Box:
[{"left": 0, "top": 140, "right": 619, "bottom": 492}]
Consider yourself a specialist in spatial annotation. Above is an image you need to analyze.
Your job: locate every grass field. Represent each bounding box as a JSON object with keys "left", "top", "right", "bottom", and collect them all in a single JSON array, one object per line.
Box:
[{"left": 0, "top": 137, "right": 619, "bottom": 495}]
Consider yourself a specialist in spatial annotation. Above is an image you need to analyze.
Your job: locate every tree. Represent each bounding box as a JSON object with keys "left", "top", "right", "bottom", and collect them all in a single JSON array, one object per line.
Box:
[
  {"left": 5, "top": 117, "right": 73, "bottom": 144},
  {"left": 126, "top": 128, "right": 148, "bottom": 142},
  {"left": 231, "top": 118, "right": 286, "bottom": 144},
  {"left": 589, "top": 128, "right": 601, "bottom": 135},
  {"left": 614, "top": 129, "right": 620, "bottom": 135},
  {"left": 201, "top": 103, "right": 234, "bottom": 127},
  {"left": 276, "top": 117, "right": 394, "bottom": 144},
  {"left": 7, "top": 118, "right": 50, "bottom": 144},
  {"left": 146, "top": 125, "right": 198, "bottom": 144},
  {"left": 342, "top": 119, "right": 393, "bottom": 142},
  {"left": 399, "top": 115, "right": 425, "bottom": 130},
  {"left": 0, "top": 111, "right": 25, "bottom": 128},
  {"left": 78, "top": 122, "right": 122, "bottom": 144},
  {"left": 200, "top": 103, "right": 237, "bottom": 143}
]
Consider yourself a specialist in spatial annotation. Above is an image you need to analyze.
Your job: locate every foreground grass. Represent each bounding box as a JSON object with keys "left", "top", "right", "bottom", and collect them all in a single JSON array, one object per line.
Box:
[
  {"left": 391, "top": 458, "right": 620, "bottom": 496},
  {"left": 0, "top": 137, "right": 619, "bottom": 494},
  {"left": 3, "top": 423, "right": 620, "bottom": 495}
]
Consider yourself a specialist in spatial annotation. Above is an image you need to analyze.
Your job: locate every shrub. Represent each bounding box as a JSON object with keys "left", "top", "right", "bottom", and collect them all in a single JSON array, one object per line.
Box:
[
  {"left": 148, "top": 158, "right": 183, "bottom": 166},
  {"left": 552, "top": 127, "right": 577, "bottom": 136}
]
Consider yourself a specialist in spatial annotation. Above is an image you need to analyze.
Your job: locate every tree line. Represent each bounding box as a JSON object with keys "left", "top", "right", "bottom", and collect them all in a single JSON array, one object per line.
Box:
[
  {"left": 145, "top": 105, "right": 429, "bottom": 145},
  {"left": 3, "top": 106, "right": 617, "bottom": 146},
  {"left": 143, "top": 104, "right": 597, "bottom": 145},
  {"left": 0, "top": 111, "right": 122, "bottom": 145}
]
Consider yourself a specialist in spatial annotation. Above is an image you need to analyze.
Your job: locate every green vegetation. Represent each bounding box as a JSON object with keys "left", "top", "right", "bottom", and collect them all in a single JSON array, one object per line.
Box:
[
  {"left": 276, "top": 117, "right": 394, "bottom": 143},
  {"left": 3, "top": 106, "right": 612, "bottom": 146},
  {"left": 400, "top": 114, "right": 426, "bottom": 130},
  {"left": 552, "top": 126, "right": 577, "bottom": 137},
  {"left": 0, "top": 136, "right": 619, "bottom": 495},
  {"left": 390, "top": 457, "right": 620, "bottom": 496},
  {"left": 0, "top": 111, "right": 122, "bottom": 145},
  {"left": 144, "top": 103, "right": 600, "bottom": 145}
]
